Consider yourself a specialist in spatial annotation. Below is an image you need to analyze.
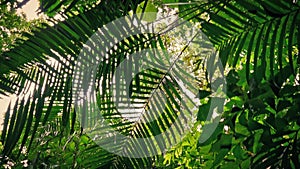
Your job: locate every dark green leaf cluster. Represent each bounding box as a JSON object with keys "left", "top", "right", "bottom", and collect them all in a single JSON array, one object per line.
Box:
[{"left": 0, "top": 0, "right": 299, "bottom": 168}]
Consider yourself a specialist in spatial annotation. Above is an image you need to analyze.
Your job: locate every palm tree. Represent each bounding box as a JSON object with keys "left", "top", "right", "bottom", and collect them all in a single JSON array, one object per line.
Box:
[{"left": 0, "top": 0, "right": 299, "bottom": 168}]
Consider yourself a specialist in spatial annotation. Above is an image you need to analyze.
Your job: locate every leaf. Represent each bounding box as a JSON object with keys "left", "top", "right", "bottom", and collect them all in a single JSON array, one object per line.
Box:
[
  {"left": 238, "top": 111, "right": 248, "bottom": 126},
  {"left": 197, "top": 99, "right": 211, "bottom": 121},
  {"left": 136, "top": 1, "right": 158, "bottom": 22},
  {"left": 233, "top": 144, "right": 247, "bottom": 160},
  {"left": 198, "top": 90, "right": 211, "bottom": 99},
  {"left": 212, "top": 148, "right": 230, "bottom": 167}
]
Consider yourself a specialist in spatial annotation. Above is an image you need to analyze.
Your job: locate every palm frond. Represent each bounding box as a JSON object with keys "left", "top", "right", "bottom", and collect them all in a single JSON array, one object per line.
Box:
[
  {"left": 0, "top": 0, "right": 143, "bottom": 163},
  {"left": 1, "top": 0, "right": 299, "bottom": 168},
  {"left": 199, "top": 0, "right": 300, "bottom": 83}
]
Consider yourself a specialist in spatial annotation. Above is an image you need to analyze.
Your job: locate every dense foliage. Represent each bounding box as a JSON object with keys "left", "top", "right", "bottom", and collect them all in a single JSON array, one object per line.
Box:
[
  {"left": 0, "top": 0, "right": 300, "bottom": 168},
  {"left": 0, "top": 0, "right": 43, "bottom": 55}
]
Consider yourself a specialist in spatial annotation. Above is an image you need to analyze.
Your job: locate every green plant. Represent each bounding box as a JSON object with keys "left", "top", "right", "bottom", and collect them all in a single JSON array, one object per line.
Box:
[{"left": 0, "top": 0, "right": 300, "bottom": 168}]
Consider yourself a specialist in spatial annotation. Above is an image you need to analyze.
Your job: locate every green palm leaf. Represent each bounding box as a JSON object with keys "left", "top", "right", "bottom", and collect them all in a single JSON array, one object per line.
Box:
[{"left": 1, "top": 0, "right": 299, "bottom": 168}]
